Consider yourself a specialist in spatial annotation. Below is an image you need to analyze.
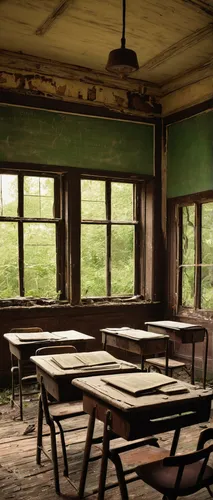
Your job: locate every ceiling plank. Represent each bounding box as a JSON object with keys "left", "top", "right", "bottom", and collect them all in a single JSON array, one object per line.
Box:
[
  {"left": 138, "top": 23, "right": 213, "bottom": 71},
  {"left": 183, "top": 0, "right": 213, "bottom": 17},
  {"left": 161, "top": 58, "right": 213, "bottom": 94},
  {"left": 35, "top": 0, "right": 72, "bottom": 36}
]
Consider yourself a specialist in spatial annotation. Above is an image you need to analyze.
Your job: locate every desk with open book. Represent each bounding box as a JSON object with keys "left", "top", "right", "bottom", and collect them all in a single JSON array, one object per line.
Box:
[
  {"left": 73, "top": 372, "right": 212, "bottom": 500},
  {"left": 101, "top": 327, "right": 169, "bottom": 373}
]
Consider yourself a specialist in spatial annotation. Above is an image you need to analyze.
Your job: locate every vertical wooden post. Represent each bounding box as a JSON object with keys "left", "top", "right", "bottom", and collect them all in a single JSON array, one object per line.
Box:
[{"left": 65, "top": 171, "right": 81, "bottom": 305}]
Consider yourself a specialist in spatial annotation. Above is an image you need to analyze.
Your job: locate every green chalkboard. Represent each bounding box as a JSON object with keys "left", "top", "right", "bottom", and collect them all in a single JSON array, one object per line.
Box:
[
  {"left": 167, "top": 111, "right": 213, "bottom": 198},
  {"left": 0, "top": 105, "right": 154, "bottom": 175}
]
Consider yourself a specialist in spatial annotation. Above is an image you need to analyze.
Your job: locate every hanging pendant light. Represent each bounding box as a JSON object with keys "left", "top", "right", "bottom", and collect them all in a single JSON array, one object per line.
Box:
[{"left": 106, "top": 0, "right": 139, "bottom": 77}]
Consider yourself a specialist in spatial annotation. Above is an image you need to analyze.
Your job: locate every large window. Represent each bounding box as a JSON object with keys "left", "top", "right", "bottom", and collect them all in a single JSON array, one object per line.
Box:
[
  {"left": 0, "top": 166, "right": 150, "bottom": 304},
  {"left": 0, "top": 172, "right": 62, "bottom": 299},
  {"left": 177, "top": 200, "right": 213, "bottom": 310},
  {"left": 81, "top": 179, "right": 138, "bottom": 298}
]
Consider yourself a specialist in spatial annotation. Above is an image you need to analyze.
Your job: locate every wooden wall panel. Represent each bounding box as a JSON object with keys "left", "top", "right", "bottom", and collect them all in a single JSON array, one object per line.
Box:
[{"left": 0, "top": 302, "right": 163, "bottom": 386}]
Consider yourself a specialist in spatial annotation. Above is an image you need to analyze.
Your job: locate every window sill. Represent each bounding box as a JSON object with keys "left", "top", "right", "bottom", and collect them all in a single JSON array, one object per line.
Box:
[
  {"left": 0, "top": 297, "right": 160, "bottom": 310},
  {"left": 176, "top": 307, "right": 213, "bottom": 323}
]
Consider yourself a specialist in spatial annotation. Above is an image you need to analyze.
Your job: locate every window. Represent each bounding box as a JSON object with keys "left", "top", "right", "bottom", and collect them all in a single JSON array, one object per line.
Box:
[
  {"left": 0, "top": 172, "right": 63, "bottom": 299},
  {"left": 0, "top": 166, "right": 150, "bottom": 305},
  {"left": 81, "top": 179, "right": 139, "bottom": 298},
  {"left": 177, "top": 200, "right": 213, "bottom": 310}
]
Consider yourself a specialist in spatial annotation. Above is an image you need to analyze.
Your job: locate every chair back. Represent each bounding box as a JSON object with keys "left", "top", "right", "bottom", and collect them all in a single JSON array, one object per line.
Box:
[
  {"left": 36, "top": 345, "right": 77, "bottom": 356},
  {"left": 163, "top": 443, "right": 213, "bottom": 492},
  {"left": 10, "top": 327, "right": 43, "bottom": 333}
]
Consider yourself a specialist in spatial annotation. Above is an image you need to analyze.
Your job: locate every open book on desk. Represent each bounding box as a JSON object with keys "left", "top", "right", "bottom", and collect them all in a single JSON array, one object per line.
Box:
[
  {"left": 101, "top": 372, "right": 188, "bottom": 396},
  {"left": 52, "top": 350, "right": 118, "bottom": 370}
]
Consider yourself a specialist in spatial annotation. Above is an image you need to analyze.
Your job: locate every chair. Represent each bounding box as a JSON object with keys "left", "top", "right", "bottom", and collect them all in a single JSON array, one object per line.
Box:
[
  {"left": 10, "top": 327, "right": 43, "bottom": 419},
  {"left": 36, "top": 345, "right": 85, "bottom": 494},
  {"left": 136, "top": 428, "right": 213, "bottom": 500}
]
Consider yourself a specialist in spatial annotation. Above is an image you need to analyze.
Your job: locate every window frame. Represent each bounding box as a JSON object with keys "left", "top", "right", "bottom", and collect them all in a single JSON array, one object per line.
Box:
[
  {"left": 80, "top": 177, "right": 141, "bottom": 299},
  {"left": 0, "top": 168, "right": 65, "bottom": 300},
  {"left": 168, "top": 191, "right": 213, "bottom": 314},
  {"left": 0, "top": 163, "right": 154, "bottom": 306}
]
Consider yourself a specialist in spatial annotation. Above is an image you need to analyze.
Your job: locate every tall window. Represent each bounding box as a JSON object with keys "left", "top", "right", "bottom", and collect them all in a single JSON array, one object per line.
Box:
[
  {"left": 0, "top": 167, "right": 148, "bottom": 304},
  {"left": 0, "top": 173, "right": 62, "bottom": 299},
  {"left": 178, "top": 201, "right": 213, "bottom": 310},
  {"left": 81, "top": 179, "right": 139, "bottom": 298}
]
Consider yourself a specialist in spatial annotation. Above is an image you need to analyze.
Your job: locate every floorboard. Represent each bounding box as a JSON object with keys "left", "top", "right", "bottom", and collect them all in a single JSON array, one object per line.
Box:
[{"left": 0, "top": 396, "right": 212, "bottom": 500}]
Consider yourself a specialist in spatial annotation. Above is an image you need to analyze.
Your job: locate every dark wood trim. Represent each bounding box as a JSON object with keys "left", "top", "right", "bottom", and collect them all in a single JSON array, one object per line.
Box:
[
  {"left": 18, "top": 174, "right": 24, "bottom": 296},
  {"left": 0, "top": 161, "right": 153, "bottom": 182},
  {"left": 35, "top": 0, "right": 70, "bottom": 36},
  {"left": 168, "top": 190, "right": 213, "bottom": 204},
  {"left": 177, "top": 206, "right": 183, "bottom": 310},
  {"left": 164, "top": 99, "right": 213, "bottom": 125},
  {"left": 106, "top": 181, "right": 111, "bottom": 297},
  {"left": 135, "top": 183, "right": 143, "bottom": 296},
  {"left": 69, "top": 172, "right": 81, "bottom": 305},
  {"left": 0, "top": 90, "right": 157, "bottom": 125},
  {"left": 195, "top": 204, "right": 201, "bottom": 309},
  {"left": 153, "top": 119, "right": 164, "bottom": 301}
]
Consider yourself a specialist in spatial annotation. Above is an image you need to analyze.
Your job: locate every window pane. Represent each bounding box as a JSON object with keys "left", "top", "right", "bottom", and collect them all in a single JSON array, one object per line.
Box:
[
  {"left": 202, "top": 202, "right": 213, "bottom": 265},
  {"left": 24, "top": 176, "right": 54, "bottom": 218},
  {"left": 0, "top": 175, "right": 18, "bottom": 217},
  {"left": 182, "top": 267, "right": 194, "bottom": 307},
  {"left": 24, "top": 223, "right": 56, "bottom": 297},
  {"left": 182, "top": 206, "right": 195, "bottom": 264},
  {"left": 111, "top": 226, "right": 134, "bottom": 295},
  {"left": 111, "top": 183, "right": 133, "bottom": 221},
  {"left": 81, "top": 225, "right": 106, "bottom": 296},
  {"left": 0, "top": 222, "right": 19, "bottom": 298},
  {"left": 201, "top": 266, "right": 213, "bottom": 310},
  {"left": 81, "top": 180, "right": 105, "bottom": 220}
]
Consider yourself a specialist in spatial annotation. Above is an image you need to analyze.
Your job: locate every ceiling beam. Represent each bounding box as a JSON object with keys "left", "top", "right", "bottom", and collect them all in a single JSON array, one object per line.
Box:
[
  {"left": 35, "top": 0, "right": 72, "bottom": 36},
  {"left": 183, "top": 0, "right": 213, "bottom": 17},
  {"left": 138, "top": 23, "right": 213, "bottom": 71},
  {"left": 161, "top": 58, "right": 213, "bottom": 94}
]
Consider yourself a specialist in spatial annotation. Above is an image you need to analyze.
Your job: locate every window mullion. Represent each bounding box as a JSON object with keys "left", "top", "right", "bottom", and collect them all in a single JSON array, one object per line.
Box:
[
  {"left": 106, "top": 181, "right": 111, "bottom": 297},
  {"left": 135, "top": 183, "right": 142, "bottom": 295},
  {"left": 18, "top": 174, "right": 24, "bottom": 296},
  {"left": 195, "top": 203, "right": 201, "bottom": 309},
  {"left": 177, "top": 206, "right": 182, "bottom": 310}
]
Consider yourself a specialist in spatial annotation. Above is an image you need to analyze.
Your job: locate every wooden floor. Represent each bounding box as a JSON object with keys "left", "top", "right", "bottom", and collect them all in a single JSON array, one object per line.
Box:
[{"left": 0, "top": 396, "right": 213, "bottom": 500}]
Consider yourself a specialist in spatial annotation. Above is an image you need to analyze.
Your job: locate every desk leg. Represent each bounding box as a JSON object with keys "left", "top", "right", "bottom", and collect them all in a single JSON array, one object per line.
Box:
[
  {"left": 18, "top": 360, "right": 23, "bottom": 420},
  {"left": 103, "top": 333, "right": 107, "bottom": 351},
  {"left": 36, "top": 394, "right": 43, "bottom": 465},
  {"left": 203, "top": 329, "right": 209, "bottom": 389},
  {"left": 141, "top": 356, "right": 145, "bottom": 371},
  {"left": 78, "top": 407, "right": 96, "bottom": 498},
  {"left": 170, "top": 428, "right": 181, "bottom": 456},
  {"left": 165, "top": 338, "right": 169, "bottom": 376},
  {"left": 191, "top": 341, "right": 195, "bottom": 385},
  {"left": 98, "top": 411, "right": 111, "bottom": 500}
]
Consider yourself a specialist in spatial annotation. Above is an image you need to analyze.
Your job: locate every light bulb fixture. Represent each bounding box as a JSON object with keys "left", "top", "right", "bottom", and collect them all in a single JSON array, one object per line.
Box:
[{"left": 106, "top": 0, "right": 139, "bottom": 77}]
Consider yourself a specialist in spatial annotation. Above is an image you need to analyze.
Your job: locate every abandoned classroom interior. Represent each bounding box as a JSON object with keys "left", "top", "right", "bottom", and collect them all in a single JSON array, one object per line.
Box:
[
  {"left": 0, "top": 0, "right": 212, "bottom": 385},
  {"left": 0, "top": 2, "right": 213, "bottom": 500}
]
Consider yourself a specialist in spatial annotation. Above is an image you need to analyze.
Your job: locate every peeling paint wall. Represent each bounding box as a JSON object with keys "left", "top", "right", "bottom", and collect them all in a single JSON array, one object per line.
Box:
[{"left": 0, "top": 66, "right": 161, "bottom": 117}]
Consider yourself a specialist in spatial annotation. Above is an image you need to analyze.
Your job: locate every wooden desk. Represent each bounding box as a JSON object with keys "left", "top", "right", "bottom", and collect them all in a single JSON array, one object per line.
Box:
[
  {"left": 145, "top": 320, "right": 208, "bottom": 387},
  {"left": 73, "top": 374, "right": 212, "bottom": 500},
  {"left": 4, "top": 330, "right": 95, "bottom": 419},
  {"left": 31, "top": 353, "right": 139, "bottom": 402},
  {"left": 101, "top": 327, "right": 169, "bottom": 373}
]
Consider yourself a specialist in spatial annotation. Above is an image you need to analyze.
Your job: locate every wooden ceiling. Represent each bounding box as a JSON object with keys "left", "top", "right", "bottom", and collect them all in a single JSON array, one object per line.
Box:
[{"left": 0, "top": 0, "right": 213, "bottom": 88}]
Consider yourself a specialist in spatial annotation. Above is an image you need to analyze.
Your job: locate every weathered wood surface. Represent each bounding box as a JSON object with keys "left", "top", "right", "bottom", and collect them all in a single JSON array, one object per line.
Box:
[
  {"left": 146, "top": 321, "right": 206, "bottom": 343},
  {"left": 101, "top": 328, "right": 169, "bottom": 356},
  {"left": 0, "top": 400, "right": 212, "bottom": 500}
]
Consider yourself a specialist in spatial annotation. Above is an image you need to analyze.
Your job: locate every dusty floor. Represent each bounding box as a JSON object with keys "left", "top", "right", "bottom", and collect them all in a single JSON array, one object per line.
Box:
[{"left": 0, "top": 369, "right": 213, "bottom": 500}]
